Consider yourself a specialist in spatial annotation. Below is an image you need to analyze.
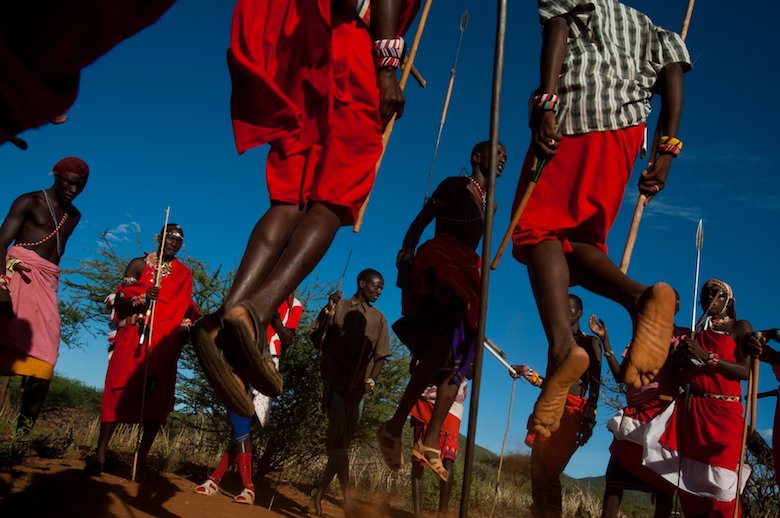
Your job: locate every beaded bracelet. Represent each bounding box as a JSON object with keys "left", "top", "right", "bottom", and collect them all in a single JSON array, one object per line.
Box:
[
  {"left": 706, "top": 351, "right": 720, "bottom": 368},
  {"left": 604, "top": 350, "right": 615, "bottom": 358},
  {"left": 131, "top": 294, "right": 146, "bottom": 307},
  {"left": 657, "top": 136, "right": 683, "bottom": 157},
  {"left": 0, "top": 273, "right": 10, "bottom": 290},
  {"left": 532, "top": 93, "right": 560, "bottom": 114},
  {"left": 373, "top": 37, "right": 404, "bottom": 69}
]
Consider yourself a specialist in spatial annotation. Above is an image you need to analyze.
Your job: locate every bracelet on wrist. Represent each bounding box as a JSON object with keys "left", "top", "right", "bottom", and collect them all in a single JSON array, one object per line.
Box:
[
  {"left": 604, "top": 350, "right": 615, "bottom": 358},
  {"left": 0, "top": 273, "right": 10, "bottom": 290},
  {"left": 373, "top": 38, "right": 404, "bottom": 70},
  {"left": 531, "top": 93, "right": 560, "bottom": 114},
  {"left": 366, "top": 377, "right": 376, "bottom": 390},
  {"left": 657, "top": 136, "right": 682, "bottom": 158},
  {"left": 706, "top": 351, "right": 720, "bottom": 368}
]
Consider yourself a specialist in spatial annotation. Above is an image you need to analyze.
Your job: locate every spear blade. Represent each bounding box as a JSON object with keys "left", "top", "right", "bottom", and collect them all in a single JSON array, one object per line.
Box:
[
  {"left": 460, "top": 9, "right": 469, "bottom": 32},
  {"left": 695, "top": 219, "right": 704, "bottom": 251}
]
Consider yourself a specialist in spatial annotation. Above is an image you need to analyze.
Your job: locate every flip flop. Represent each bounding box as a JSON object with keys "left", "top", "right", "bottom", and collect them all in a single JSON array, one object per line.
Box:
[
  {"left": 194, "top": 478, "right": 220, "bottom": 496},
  {"left": 411, "top": 439, "right": 448, "bottom": 482},
  {"left": 233, "top": 487, "right": 255, "bottom": 505},
  {"left": 376, "top": 422, "right": 404, "bottom": 471},
  {"left": 222, "top": 301, "right": 283, "bottom": 398},
  {"left": 192, "top": 312, "right": 254, "bottom": 417}
]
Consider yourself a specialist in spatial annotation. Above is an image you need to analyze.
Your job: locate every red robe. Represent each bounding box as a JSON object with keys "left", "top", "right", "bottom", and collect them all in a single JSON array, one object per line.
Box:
[
  {"left": 101, "top": 257, "right": 199, "bottom": 423},
  {"left": 0, "top": 1, "right": 174, "bottom": 143},
  {"left": 657, "top": 330, "right": 745, "bottom": 516}
]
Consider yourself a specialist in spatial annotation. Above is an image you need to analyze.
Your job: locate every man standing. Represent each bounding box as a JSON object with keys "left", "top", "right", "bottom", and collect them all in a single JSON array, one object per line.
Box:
[
  {"left": 379, "top": 141, "right": 507, "bottom": 480},
  {"left": 308, "top": 269, "right": 390, "bottom": 517},
  {"left": 195, "top": 295, "right": 303, "bottom": 505},
  {"left": 0, "top": 157, "right": 89, "bottom": 433},
  {"left": 513, "top": 295, "right": 601, "bottom": 518},
  {"left": 511, "top": 0, "right": 692, "bottom": 441},
  {"left": 85, "top": 224, "right": 200, "bottom": 475},
  {"left": 193, "top": 0, "right": 420, "bottom": 414}
]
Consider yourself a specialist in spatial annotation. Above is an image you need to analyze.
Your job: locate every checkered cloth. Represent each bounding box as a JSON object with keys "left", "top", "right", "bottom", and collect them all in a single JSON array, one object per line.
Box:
[{"left": 537, "top": 0, "right": 692, "bottom": 135}]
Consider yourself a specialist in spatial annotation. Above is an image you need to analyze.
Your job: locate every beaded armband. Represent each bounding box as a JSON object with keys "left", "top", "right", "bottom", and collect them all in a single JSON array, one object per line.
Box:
[
  {"left": 366, "top": 377, "right": 376, "bottom": 390},
  {"left": 180, "top": 317, "right": 193, "bottom": 329},
  {"left": 532, "top": 93, "right": 560, "bottom": 114},
  {"left": 0, "top": 273, "right": 10, "bottom": 290},
  {"left": 131, "top": 294, "right": 146, "bottom": 307},
  {"left": 373, "top": 37, "right": 404, "bottom": 69},
  {"left": 657, "top": 136, "right": 683, "bottom": 158},
  {"left": 706, "top": 351, "right": 720, "bottom": 368}
]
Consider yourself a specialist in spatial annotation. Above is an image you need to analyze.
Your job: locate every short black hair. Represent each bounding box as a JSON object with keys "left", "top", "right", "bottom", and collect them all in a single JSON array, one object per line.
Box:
[
  {"left": 569, "top": 294, "right": 583, "bottom": 312},
  {"left": 357, "top": 268, "right": 383, "bottom": 284},
  {"left": 470, "top": 140, "right": 506, "bottom": 162}
]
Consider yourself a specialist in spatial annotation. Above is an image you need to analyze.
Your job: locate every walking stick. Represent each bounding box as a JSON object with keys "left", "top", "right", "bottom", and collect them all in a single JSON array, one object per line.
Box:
[
  {"left": 491, "top": 157, "right": 545, "bottom": 270},
  {"left": 483, "top": 338, "right": 518, "bottom": 378},
  {"left": 421, "top": 9, "right": 469, "bottom": 203},
  {"left": 353, "top": 0, "right": 433, "bottom": 232},
  {"left": 619, "top": 0, "right": 696, "bottom": 273},
  {"left": 460, "top": 0, "right": 506, "bottom": 514},
  {"left": 735, "top": 366, "right": 753, "bottom": 518},
  {"left": 131, "top": 207, "right": 171, "bottom": 482}
]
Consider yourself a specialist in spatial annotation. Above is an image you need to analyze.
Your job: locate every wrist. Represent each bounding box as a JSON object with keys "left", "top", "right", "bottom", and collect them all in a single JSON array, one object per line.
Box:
[
  {"left": 365, "top": 377, "right": 376, "bottom": 390},
  {"left": 656, "top": 136, "right": 682, "bottom": 158},
  {"left": 0, "top": 273, "right": 10, "bottom": 290},
  {"left": 706, "top": 352, "right": 720, "bottom": 368},
  {"left": 373, "top": 38, "right": 404, "bottom": 70}
]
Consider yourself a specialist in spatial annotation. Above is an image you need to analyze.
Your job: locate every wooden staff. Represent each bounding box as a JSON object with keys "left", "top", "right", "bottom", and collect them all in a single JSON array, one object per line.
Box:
[
  {"left": 491, "top": 157, "right": 545, "bottom": 270},
  {"left": 619, "top": 0, "right": 695, "bottom": 273},
  {"left": 131, "top": 207, "right": 171, "bottom": 482},
  {"left": 459, "top": 0, "right": 507, "bottom": 513},
  {"left": 734, "top": 365, "right": 753, "bottom": 518},
  {"left": 750, "top": 356, "right": 759, "bottom": 433},
  {"left": 353, "top": 0, "right": 433, "bottom": 232}
]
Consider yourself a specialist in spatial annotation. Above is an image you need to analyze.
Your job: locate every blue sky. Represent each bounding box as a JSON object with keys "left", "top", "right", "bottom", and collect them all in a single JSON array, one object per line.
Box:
[{"left": 2, "top": 1, "right": 779, "bottom": 479}]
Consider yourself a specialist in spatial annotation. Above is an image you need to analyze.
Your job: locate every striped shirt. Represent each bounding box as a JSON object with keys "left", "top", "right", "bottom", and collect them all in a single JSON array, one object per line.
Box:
[{"left": 538, "top": 0, "right": 692, "bottom": 135}]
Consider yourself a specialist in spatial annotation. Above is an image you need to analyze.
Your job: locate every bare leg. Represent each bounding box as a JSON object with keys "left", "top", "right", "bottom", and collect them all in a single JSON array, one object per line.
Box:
[
  {"left": 16, "top": 376, "right": 51, "bottom": 434},
  {"left": 223, "top": 204, "right": 306, "bottom": 308},
  {"left": 437, "top": 458, "right": 455, "bottom": 517},
  {"left": 411, "top": 462, "right": 424, "bottom": 518},
  {"left": 422, "top": 375, "right": 458, "bottom": 449},
  {"left": 138, "top": 422, "right": 162, "bottom": 468},
  {"left": 569, "top": 243, "right": 675, "bottom": 388},
  {"left": 384, "top": 338, "right": 451, "bottom": 436},
  {"left": 94, "top": 422, "right": 118, "bottom": 465},
  {"left": 653, "top": 491, "right": 673, "bottom": 518},
  {"left": 601, "top": 487, "right": 622, "bottom": 518},
  {"left": 225, "top": 202, "right": 341, "bottom": 336},
  {"left": 526, "top": 241, "right": 589, "bottom": 439}
]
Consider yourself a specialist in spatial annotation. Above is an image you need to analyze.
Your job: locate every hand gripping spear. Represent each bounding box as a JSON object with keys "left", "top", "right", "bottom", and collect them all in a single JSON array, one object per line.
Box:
[
  {"left": 131, "top": 207, "right": 171, "bottom": 482},
  {"left": 619, "top": 0, "right": 696, "bottom": 274},
  {"left": 421, "top": 9, "right": 469, "bottom": 203},
  {"left": 353, "top": 0, "right": 433, "bottom": 232}
]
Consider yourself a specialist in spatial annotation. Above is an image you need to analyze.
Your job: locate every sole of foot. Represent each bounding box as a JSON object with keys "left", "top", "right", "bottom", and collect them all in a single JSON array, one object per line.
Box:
[
  {"left": 529, "top": 345, "right": 590, "bottom": 440},
  {"left": 622, "top": 283, "right": 676, "bottom": 389}
]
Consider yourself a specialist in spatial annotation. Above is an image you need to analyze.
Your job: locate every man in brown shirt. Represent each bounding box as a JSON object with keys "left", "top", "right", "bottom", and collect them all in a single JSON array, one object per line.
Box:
[{"left": 308, "top": 268, "right": 389, "bottom": 517}]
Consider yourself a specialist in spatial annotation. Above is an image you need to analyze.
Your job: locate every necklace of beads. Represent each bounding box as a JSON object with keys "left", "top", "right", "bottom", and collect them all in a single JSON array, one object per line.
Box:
[
  {"left": 17, "top": 213, "right": 68, "bottom": 251},
  {"left": 469, "top": 177, "right": 486, "bottom": 210},
  {"left": 146, "top": 251, "right": 172, "bottom": 279}
]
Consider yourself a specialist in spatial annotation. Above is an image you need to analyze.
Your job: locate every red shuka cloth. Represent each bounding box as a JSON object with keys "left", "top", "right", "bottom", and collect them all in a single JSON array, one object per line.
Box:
[
  {"left": 511, "top": 125, "right": 645, "bottom": 264},
  {"left": 101, "top": 258, "right": 199, "bottom": 423},
  {"left": 402, "top": 234, "right": 481, "bottom": 330},
  {"left": 0, "top": 1, "right": 174, "bottom": 143},
  {"left": 525, "top": 394, "right": 587, "bottom": 473},
  {"left": 659, "top": 330, "right": 744, "bottom": 516},
  {"left": 410, "top": 399, "right": 462, "bottom": 462}
]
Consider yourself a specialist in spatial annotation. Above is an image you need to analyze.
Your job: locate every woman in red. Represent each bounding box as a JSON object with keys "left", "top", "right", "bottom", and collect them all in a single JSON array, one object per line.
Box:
[{"left": 646, "top": 279, "right": 752, "bottom": 517}]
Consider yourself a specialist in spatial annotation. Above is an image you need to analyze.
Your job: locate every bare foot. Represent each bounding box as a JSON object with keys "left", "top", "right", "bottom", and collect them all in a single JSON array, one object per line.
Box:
[
  {"left": 529, "top": 345, "right": 590, "bottom": 441},
  {"left": 622, "top": 283, "right": 676, "bottom": 389}
]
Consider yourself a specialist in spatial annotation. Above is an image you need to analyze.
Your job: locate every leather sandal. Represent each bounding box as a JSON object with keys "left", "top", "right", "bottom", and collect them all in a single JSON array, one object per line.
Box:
[{"left": 411, "top": 439, "right": 448, "bottom": 482}]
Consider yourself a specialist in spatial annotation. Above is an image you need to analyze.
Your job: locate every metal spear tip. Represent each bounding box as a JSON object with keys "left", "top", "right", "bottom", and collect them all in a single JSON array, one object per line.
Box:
[
  {"left": 460, "top": 10, "right": 469, "bottom": 32},
  {"left": 695, "top": 219, "right": 704, "bottom": 250}
]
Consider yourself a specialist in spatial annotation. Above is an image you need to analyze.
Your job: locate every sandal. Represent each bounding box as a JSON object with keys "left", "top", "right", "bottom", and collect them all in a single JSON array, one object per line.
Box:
[
  {"left": 411, "top": 439, "right": 448, "bottom": 482},
  {"left": 233, "top": 487, "right": 255, "bottom": 505},
  {"left": 222, "top": 301, "right": 283, "bottom": 398},
  {"left": 192, "top": 313, "right": 254, "bottom": 417},
  {"left": 194, "top": 478, "right": 220, "bottom": 496},
  {"left": 376, "top": 422, "right": 404, "bottom": 471}
]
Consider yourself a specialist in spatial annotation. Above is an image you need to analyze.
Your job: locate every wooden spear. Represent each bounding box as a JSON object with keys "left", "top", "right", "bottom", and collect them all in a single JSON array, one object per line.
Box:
[
  {"left": 421, "top": 9, "right": 470, "bottom": 203},
  {"left": 352, "top": 0, "right": 433, "bottom": 232},
  {"left": 459, "top": 0, "right": 507, "bottom": 514},
  {"left": 734, "top": 367, "right": 753, "bottom": 518},
  {"left": 131, "top": 207, "right": 171, "bottom": 482},
  {"left": 619, "top": 0, "right": 696, "bottom": 274}
]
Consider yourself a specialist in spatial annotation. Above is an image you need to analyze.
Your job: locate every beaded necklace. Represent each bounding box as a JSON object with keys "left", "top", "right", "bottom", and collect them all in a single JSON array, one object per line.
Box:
[
  {"left": 145, "top": 251, "right": 173, "bottom": 280},
  {"left": 468, "top": 176, "right": 486, "bottom": 211},
  {"left": 16, "top": 190, "right": 68, "bottom": 257}
]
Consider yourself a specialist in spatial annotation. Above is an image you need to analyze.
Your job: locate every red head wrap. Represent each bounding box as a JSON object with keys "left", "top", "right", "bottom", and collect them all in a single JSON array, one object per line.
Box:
[{"left": 52, "top": 156, "right": 89, "bottom": 177}]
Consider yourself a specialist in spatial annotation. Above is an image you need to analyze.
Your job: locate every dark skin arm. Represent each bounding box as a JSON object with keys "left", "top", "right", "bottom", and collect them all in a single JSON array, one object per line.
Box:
[
  {"left": 684, "top": 320, "right": 752, "bottom": 380},
  {"left": 532, "top": 16, "right": 568, "bottom": 160},
  {"left": 640, "top": 63, "right": 684, "bottom": 200},
  {"left": 589, "top": 316, "right": 621, "bottom": 380},
  {"left": 0, "top": 196, "right": 34, "bottom": 317},
  {"left": 113, "top": 258, "right": 158, "bottom": 319},
  {"left": 373, "top": 0, "right": 405, "bottom": 129}
]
